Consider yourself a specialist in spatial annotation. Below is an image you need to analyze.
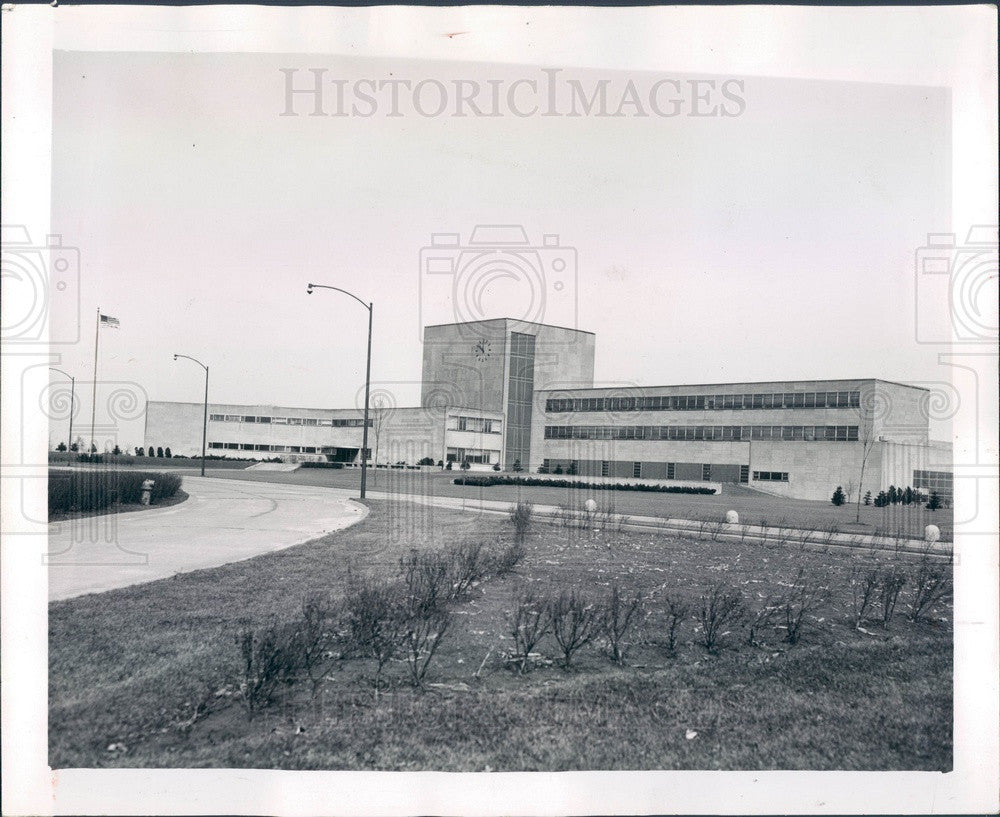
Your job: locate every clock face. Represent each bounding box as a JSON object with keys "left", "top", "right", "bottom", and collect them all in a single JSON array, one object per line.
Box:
[{"left": 473, "top": 339, "right": 492, "bottom": 362}]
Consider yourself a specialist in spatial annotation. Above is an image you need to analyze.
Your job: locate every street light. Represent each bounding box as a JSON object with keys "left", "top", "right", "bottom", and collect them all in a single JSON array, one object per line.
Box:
[
  {"left": 306, "top": 282, "right": 373, "bottom": 499},
  {"left": 173, "top": 354, "right": 209, "bottom": 477},
  {"left": 49, "top": 367, "right": 76, "bottom": 455}
]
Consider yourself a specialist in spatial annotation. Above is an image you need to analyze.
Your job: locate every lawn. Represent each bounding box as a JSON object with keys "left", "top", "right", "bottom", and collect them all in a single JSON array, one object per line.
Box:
[
  {"left": 49, "top": 499, "right": 952, "bottom": 771},
  {"left": 159, "top": 465, "right": 953, "bottom": 541}
]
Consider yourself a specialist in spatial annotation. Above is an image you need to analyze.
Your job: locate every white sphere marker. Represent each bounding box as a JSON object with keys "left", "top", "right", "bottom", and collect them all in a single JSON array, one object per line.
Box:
[
  {"left": 726, "top": 510, "right": 739, "bottom": 524},
  {"left": 584, "top": 499, "right": 598, "bottom": 513},
  {"left": 925, "top": 524, "right": 940, "bottom": 543}
]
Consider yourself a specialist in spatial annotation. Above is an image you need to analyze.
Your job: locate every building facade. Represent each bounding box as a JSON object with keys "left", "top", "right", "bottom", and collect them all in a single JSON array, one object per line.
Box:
[{"left": 144, "top": 319, "right": 952, "bottom": 501}]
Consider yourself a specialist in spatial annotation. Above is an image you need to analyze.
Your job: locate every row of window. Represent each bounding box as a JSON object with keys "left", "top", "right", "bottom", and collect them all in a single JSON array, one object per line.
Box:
[
  {"left": 452, "top": 416, "right": 499, "bottom": 434},
  {"left": 545, "top": 390, "right": 861, "bottom": 413},
  {"left": 446, "top": 447, "right": 497, "bottom": 464},
  {"left": 753, "top": 471, "right": 789, "bottom": 482},
  {"left": 210, "top": 442, "right": 332, "bottom": 453},
  {"left": 210, "top": 442, "right": 319, "bottom": 452},
  {"left": 209, "top": 414, "right": 371, "bottom": 427},
  {"left": 543, "top": 424, "right": 859, "bottom": 442}
]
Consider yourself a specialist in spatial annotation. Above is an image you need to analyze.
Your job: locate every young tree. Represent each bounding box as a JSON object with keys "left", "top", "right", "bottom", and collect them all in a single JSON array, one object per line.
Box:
[
  {"left": 853, "top": 400, "right": 879, "bottom": 523},
  {"left": 926, "top": 491, "right": 941, "bottom": 511},
  {"left": 460, "top": 459, "right": 471, "bottom": 484},
  {"left": 55, "top": 441, "right": 67, "bottom": 452},
  {"left": 512, "top": 458, "right": 523, "bottom": 473},
  {"left": 831, "top": 486, "right": 846, "bottom": 506},
  {"left": 112, "top": 445, "right": 122, "bottom": 456},
  {"left": 164, "top": 447, "right": 172, "bottom": 458},
  {"left": 844, "top": 480, "right": 856, "bottom": 504},
  {"left": 156, "top": 446, "right": 164, "bottom": 458},
  {"left": 369, "top": 394, "right": 390, "bottom": 484},
  {"left": 863, "top": 490, "right": 872, "bottom": 506},
  {"left": 70, "top": 440, "right": 80, "bottom": 452},
  {"left": 135, "top": 446, "right": 145, "bottom": 456},
  {"left": 888, "top": 485, "right": 897, "bottom": 505}
]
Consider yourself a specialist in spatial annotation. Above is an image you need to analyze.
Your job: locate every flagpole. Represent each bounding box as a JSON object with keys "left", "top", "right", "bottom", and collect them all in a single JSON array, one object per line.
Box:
[{"left": 91, "top": 307, "right": 100, "bottom": 457}]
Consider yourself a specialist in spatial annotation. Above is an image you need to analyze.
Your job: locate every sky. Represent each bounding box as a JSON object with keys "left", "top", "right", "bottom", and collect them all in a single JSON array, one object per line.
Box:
[{"left": 48, "top": 51, "right": 951, "bottom": 449}]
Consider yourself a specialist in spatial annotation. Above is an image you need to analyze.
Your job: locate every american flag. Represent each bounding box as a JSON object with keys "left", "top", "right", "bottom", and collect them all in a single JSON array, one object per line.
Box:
[{"left": 99, "top": 313, "right": 120, "bottom": 329}]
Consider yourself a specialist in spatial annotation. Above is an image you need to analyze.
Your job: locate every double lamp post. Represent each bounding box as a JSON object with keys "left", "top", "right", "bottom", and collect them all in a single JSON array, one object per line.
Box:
[{"left": 168, "top": 285, "right": 372, "bottom": 497}]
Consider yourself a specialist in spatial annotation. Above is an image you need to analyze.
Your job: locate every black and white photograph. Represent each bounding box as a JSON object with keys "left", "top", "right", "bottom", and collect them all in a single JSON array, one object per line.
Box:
[{"left": 1, "top": 4, "right": 997, "bottom": 815}]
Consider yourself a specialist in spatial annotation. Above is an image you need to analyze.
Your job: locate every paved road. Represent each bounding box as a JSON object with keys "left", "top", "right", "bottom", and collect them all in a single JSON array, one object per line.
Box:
[{"left": 48, "top": 477, "right": 367, "bottom": 602}]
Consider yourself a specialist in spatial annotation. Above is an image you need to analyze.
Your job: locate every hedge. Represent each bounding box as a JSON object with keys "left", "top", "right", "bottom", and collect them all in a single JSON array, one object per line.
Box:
[
  {"left": 48, "top": 470, "right": 183, "bottom": 516},
  {"left": 453, "top": 475, "right": 717, "bottom": 494},
  {"left": 300, "top": 461, "right": 345, "bottom": 469}
]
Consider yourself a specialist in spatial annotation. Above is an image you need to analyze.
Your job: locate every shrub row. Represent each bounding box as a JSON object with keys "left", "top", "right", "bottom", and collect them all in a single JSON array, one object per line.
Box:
[
  {"left": 454, "top": 475, "right": 717, "bottom": 494},
  {"left": 299, "top": 461, "right": 345, "bottom": 469},
  {"left": 504, "top": 554, "right": 951, "bottom": 672},
  {"left": 48, "top": 470, "right": 183, "bottom": 515},
  {"left": 233, "top": 535, "right": 528, "bottom": 715}
]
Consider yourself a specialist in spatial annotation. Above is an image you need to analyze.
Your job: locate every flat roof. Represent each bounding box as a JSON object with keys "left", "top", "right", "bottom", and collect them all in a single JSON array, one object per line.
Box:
[
  {"left": 147, "top": 400, "right": 504, "bottom": 416},
  {"left": 422, "top": 318, "right": 595, "bottom": 336},
  {"left": 534, "top": 378, "right": 930, "bottom": 393}
]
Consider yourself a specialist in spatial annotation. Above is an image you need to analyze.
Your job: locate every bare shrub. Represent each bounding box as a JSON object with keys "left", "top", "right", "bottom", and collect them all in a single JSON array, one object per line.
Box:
[
  {"left": 849, "top": 562, "right": 881, "bottom": 629},
  {"left": 399, "top": 549, "right": 450, "bottom": 616},
  {"left": 235, "top": 619, "right": 301, "bottom": 718},
  {"left": 344, "top": 576, "right": 406, "bottom": 699},
  {"left": 909, "top": 552, "right": 952, "bottom": 622},
  {"left": 509, "top": 501, "right": 534, "bottom": 543},
  {"left": 781, "top": 570, "right": 827, "bottom": 644},
  {"left": 549, "top": 589, "right": 603, "bottom": 668},
  {"left": 746, "top": 594, "right": 783, "bottom": 646},
  {"left": 298, "top": 592, "right": 339, "bottom": 698},
  {"left": 447, "top": 541, "right": 487, "bottom": 600},
  {"left": 601, "top": 583, "right": 643, "bottom": 665},
  {"left": 403, "top": 607, "right": 451, "bottom": 687},
  {"left": 663, "top": 594, "right": 690, "bottom": 653},
  {"left": 877, "top": 567, "right": 907, "bottom": 628},
  {"left": 489, "top": 540, "right": 526, "bottom": 576},
  {"left": 697, "top": 584, "right": 745, "bottom": 652},
  {"left": 508, "top": 588, "right": 551, "bottom": 674}
]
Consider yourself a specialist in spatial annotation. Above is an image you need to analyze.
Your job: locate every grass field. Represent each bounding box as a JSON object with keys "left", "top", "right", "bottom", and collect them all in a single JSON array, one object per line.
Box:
[
  {"left": 49, "top": 499, "right": 952, "bottom": 771},
  {"left": 156, "top": 465, "right": 953, "bottom": 541}
]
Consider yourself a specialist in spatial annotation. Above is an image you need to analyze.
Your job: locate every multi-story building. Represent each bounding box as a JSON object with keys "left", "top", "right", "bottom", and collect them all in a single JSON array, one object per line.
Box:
[{"left": 144, "top": 319, "right": 952, "bottom": 502}]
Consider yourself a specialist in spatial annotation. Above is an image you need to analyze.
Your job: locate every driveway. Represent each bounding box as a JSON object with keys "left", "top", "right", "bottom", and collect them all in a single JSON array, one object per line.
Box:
[{"left": 47, "top": 476, "right": 367, "bottom": 601}]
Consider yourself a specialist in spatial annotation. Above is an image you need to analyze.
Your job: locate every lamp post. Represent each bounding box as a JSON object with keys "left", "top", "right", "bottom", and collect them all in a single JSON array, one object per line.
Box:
[
  {"left": 173, "top": 354, "right": 209, "bottom": 477},
  {"left": 49, "top": 367, "right": 76, "bottom": 454},
  {"left": 306, "top": 283, "right": 373, "bottom": 499}
]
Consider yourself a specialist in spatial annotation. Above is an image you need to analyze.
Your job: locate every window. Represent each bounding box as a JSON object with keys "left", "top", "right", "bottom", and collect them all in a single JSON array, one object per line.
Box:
[
  {"left": 287, "top": 417, "right": 303, "bottom": 425},
  {"left": 739, "top": 464, "right": 749, "bottom": 483},
  {"left": 303, "top": 418, "right": 318, "bottom": 426},
  {"left": 633, "top": 461, "right": 642, "bottom": 478},
  {"left": 209, "top": 414, "right": 225, "bottom": 422},
  {"left": 257, "top": 417, "right": 271, "bottom": 424},
  {"left": 667, "top": 462, "right": 676, "bottom": 480},
  {"left": 702, "top": 464, "right": 711, "bottom": 481},
  {"left": 601, "top": 461, "right": 610, "bottom": 477},
  {"left": 753, "top": 471, "right": 789, "bottom": 482}
]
